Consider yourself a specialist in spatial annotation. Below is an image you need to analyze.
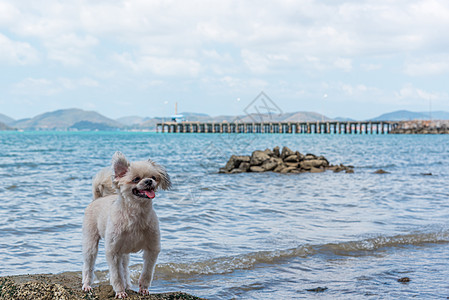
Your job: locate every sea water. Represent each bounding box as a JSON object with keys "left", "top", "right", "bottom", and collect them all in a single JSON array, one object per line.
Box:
[{"left": 0, "top": 131, "right": 448, "bottom": 299}]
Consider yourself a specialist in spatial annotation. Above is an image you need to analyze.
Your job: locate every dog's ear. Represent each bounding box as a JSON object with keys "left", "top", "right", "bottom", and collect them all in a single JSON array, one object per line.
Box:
[
  {"left": 112, "top": 152, "right": 129, "bottom": 178},
  {"left": 148, "top": 159, "right": 172, "bottom": 190}
]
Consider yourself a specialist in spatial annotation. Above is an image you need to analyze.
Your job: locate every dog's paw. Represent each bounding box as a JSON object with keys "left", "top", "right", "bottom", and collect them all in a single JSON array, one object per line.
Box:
[
  {"left": 115, "top": 291, "right": 128, "bottom": 298},
  {"left": 82, "top": 284, "right": 93, "bottom": 292},
  {"left": 139, "top": 287, "right": 150, "bottom": 295}
]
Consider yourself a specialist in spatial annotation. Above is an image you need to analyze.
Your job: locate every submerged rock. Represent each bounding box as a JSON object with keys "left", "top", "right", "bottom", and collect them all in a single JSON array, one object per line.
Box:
[
  {"left": 220, "top": 146, "right": 354, "bottom": 175},
  {"left": 374, "top": 169, "right": 390, "bottom": 174}
]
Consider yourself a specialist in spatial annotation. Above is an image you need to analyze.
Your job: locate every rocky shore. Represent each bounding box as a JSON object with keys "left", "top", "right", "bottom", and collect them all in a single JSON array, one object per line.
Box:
[
  {"left": 0, "top": 274, "right": 203, "bottom": 300},
  {"left": 391, "top": 120, "right": 449, "bottom": 134},
  {"left": 219, "top": 146, "right": 353, "bottom": 174}
]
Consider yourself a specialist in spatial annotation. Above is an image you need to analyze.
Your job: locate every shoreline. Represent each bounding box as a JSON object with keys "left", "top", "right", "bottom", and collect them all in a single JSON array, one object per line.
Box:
[{"left": 0, "top": 273, "right": 203, "bottom": 300}]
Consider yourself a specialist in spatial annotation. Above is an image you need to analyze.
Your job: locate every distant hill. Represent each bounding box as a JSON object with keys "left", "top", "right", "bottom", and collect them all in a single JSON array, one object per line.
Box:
[
  {"left": 333, "top": 116, "right": 356, "bottom": 122},
  {"left": 116, "top": 116, "right": 149, "bottom": 126},
  {"left": 11, "top": 108, "right": 449, "bottom": 131},
  {"left": 69, "top": 121, "right": 119, "bottom": 131},
  {"left": 0, "top": 121, "right": 14, "bottom": 131},
  {"left": 429, "top": 111, "right": 449, "bottom": 120},
  {"left": 13, "top": 108, "right": 123, "bottom": 130},
  {"left": 370, "top": 110, "right": 449, "bottom": 121},
  {"left": 0, "top": 113, "right": 15, "bottom": 125}
]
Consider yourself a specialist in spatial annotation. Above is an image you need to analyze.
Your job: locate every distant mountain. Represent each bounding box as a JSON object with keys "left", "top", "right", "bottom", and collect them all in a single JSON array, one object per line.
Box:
[
  {"left": 12, "top": 108, "right": 448, "bottom": 132},
  {"left": 13, "top": 108, "right": 123, "bottom": 130},
  {"left": 333, "top": 116, "right": 356, "bottom": 122},
  {"left": 0, "top": 121, "right": 14, "bottom": 130},
  {"left": 69, "top": 121, "right": 119, "bottom": 131},
  {"left": 0, "top": 113, "right": 15, "bottom": 125},
  {"left": 116, "top": 116, "right": 149, "bottom": 126},
  {"left": 370, "top": 110, "right": 449, "bottom": 121},
  {"left": 429, "top": 111, "right": 449, "bottom": 120},
  {"left": 180, "top": 112, "right": 210, "bottom": 117}
]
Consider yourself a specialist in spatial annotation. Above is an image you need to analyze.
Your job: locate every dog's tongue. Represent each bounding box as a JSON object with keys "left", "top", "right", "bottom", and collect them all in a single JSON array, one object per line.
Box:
[{"left": 144, "top": 190, "right": 155, "bottom": 199}]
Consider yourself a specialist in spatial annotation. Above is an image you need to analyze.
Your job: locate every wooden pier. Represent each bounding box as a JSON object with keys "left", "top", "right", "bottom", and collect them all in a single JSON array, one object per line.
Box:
[{"left": 156, "top": 121, "right": 398, "bottom": 134}]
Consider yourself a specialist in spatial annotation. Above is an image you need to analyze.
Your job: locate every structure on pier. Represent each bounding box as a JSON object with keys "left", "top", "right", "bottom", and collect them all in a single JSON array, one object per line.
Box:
[{"left": 156, "top": 121, "right": 398, "bottom": 134}]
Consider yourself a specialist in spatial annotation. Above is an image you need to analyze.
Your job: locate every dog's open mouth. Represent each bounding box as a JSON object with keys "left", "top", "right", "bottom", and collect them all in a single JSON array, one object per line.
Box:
[{"left": 132, "top": 188, "right": 156, "bottom": 199}]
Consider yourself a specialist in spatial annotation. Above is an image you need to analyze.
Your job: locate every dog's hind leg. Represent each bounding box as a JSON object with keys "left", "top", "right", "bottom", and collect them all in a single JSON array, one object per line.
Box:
[{"left": 82, "top": 232, "right": 99, "bottom": 292}]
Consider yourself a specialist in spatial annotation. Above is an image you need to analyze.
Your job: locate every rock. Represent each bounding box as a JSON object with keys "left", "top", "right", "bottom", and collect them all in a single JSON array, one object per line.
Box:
[
  {"left": 284, "top": 154, "right": 299, "bottom": 162},
  {"left": 263, "top": 148, "right": 274, "bottom": 157},
  {"left": 296, "top": 151, "right": 305, "bottom": 161},
  {"left": 285, "top": 162, "right": 299, "bottom": 168},
  {"left": 310, "top": 167, "right": 324, "bottom": 173},
  {"left": 374, "top": 169, "right": 390, "bottom": 174},
  {"left": 261, "top": 157, "right": 279, "bottom": 171},
  {"left": 317, "top": 156, "right": 329, "bottom": 167},
  {"left": 306, "top": 286, "right": 328, "bottom": 293},
  {"left": 280, "top": 166, "right": 298, "bottom": 173},
  {"left": 300, "top": 159, "right": 325, "bottom": 170},
  {"left": 273, "top": 164, "right": 287, "bottom": 173},
  {"left": 0, "top": 274, "right": 204, "bottom": 300},
  {"left": 238, "top": 162, "right": 251, "bottom": 172},
  {"left": 249, "top": 166, "right": 265, "bottom": 172},
  {"left": 304, "top": 153, "right": 317, "bottom": 160},
  {"left": 218, "top": 167, "right": 229, "bottom": 173},
  {"left": 281, "top": 146, "right": 295, "bottom": 159},
  {"left": 220, "top": 146, "right": 354, "bottom": 176},
  {"left": 250, "top": 150, "right": 270, "bottom": 166},
  {"left": 224, "top": 155, "right": 250, "bottom": 171},
  {"left": 398, "top": 277, "right": 410, "bottom": 283},
  {"left": 299, "top": 161, "right": 313, "bottom": 170}
]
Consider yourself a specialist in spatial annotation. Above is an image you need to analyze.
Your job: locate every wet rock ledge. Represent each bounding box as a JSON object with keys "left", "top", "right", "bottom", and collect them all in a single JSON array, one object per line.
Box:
[
  {"left": 219, "top": 146, "right": 354, "bottom": 174},
  {"left": 0, "top": 274, "right": 204, "bottom": 300}
]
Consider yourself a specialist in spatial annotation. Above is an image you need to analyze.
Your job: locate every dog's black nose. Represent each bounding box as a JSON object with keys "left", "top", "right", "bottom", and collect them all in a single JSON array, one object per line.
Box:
[{"left": 144, "top": 179, "right": 153, "bottom": 186}]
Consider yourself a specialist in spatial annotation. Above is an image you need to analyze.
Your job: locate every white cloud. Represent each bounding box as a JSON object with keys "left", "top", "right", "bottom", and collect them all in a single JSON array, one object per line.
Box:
[
  {"left": 44, "top": 34, "right": 98, "bottom": 66},
  {"left": 0, "top": 33, "right": 39, "bottom": 65},
  {"left": 394, "top": 83, "right": 443, "bottom": 101},
  {"left": 113, "top": 52, "right": 201, "bottom": 77},
  {"left": 403, "top": 55, "right": 449, "bottom": 76},
  {"left": 12, "top": 77, "right": 99, "bottom": 96},
  {"left": 4, "top": 0, "right": 449, "bottom": 73},
  {"left": 2, "top": 0, "right": 449, "bottom": 118},
  {"left": 334, "top": 58, "right": 352, "bottom": 72},
  {"left": 361, "top": 63, "right": 382, "bottom": 71}
]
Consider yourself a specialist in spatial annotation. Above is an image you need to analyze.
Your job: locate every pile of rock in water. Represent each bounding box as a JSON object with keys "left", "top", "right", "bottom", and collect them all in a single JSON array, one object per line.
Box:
[{"left": 219, "top": 146, "right": 354, "bottom": 174}]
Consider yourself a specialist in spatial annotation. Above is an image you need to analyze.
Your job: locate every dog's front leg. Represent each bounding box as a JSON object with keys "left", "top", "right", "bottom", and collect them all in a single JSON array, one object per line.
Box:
[
  {"left": 122, "top": 253, "right": 131, "bottom": 289},
  {"left": 106, "top": 250, "right": 128, "bottom": 298},
  {"left": 138, "top": 249, "right": 160, "bottom": 295}
]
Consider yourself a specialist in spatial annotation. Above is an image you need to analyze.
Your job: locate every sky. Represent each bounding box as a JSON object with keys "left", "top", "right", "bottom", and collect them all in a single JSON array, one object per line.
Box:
[{"left": 1, "top": 0, "right": 449, "bottom": 120}]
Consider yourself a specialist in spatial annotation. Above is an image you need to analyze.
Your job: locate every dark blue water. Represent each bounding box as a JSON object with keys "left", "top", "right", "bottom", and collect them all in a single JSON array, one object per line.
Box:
[{"left": 1, "top": 132, "right": 449, "bottom": 299}]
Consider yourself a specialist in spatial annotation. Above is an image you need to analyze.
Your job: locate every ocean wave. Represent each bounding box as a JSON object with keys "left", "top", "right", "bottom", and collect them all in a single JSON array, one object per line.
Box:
[{"left": 146, "top": 230, "right": 449, "bottom": 279}]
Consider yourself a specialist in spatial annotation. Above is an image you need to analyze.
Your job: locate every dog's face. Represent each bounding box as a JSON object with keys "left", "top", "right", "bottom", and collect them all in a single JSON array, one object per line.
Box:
[{"left": 112, "top": 152, "right": 171, "bottom": 201}]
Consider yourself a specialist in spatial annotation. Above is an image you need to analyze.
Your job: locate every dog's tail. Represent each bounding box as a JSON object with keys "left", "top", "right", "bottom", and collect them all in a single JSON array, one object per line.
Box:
[{"left": 92, "top": 167, "right": 116, "bottom": 200}]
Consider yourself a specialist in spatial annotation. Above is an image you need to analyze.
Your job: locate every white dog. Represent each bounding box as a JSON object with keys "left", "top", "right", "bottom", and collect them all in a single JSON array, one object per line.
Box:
[{"left": 82, "top": 152, "right": 171, "bottom": 298}]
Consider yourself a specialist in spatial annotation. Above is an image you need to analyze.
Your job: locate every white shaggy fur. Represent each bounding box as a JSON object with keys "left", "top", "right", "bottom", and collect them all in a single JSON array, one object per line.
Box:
[{"left": 82, "top": 152, "right": 171, "bottom": 298}]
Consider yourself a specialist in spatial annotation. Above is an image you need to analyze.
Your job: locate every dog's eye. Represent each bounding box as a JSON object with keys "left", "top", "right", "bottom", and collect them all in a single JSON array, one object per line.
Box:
[
  {"left": 151, "top": 176, "right": 157, "bottom": 181},
  {"left": 132, "top": 177, "right": 141, "bottom": 183}
]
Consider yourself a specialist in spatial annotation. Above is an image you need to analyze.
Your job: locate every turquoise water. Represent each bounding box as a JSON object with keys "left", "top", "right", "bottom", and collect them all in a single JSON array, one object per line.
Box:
[{"left": 1, "top": 132, "right": 449, "bottom": 299}]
